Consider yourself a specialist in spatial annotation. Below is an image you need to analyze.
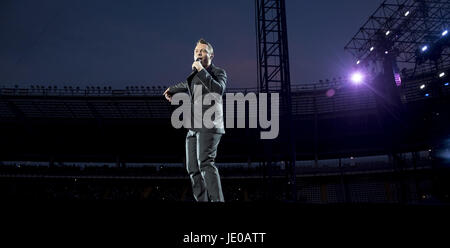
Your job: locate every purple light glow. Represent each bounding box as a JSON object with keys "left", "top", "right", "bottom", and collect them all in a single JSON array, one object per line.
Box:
[
  {"left": 394, "top": 72, "right": 402, "bottom": 86},
  {"left": 351, "top": 72, "right": 364, "bottom": 84},
  {"left": 326, "top": 88, "right": 336, "bottom": 97}
]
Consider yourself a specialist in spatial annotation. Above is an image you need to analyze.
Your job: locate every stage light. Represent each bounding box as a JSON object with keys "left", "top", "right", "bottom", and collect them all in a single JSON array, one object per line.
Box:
[
  {"left": 420, "top": 84, "right": 426, "bottom": 89},
  {"left": 351, "top": 72, "right": 364, "bottom": 84},
  {"left": 442, "top": 30, "right": 448, "bottom": 37},
  {"left": 356, "top": 60, "right": 361, "bottom": 65},
  {"left": 370, "top": 46, "right": 374, "bottom": 52},
  {"left": 444, "top": 82, "right": 449, "bottom": 86},
  {"left": 421, "top": 45, "right": 428, "bottom": 52},
  {"left": 404, "top": 11, "right": 410, "bottom": 16},
  {"left": 385, "top": 30, "right": 391, "bottom": 36},
  {"left": 385, "top": 51, "right": 389, "bottom": 54},
  {"left": 425, "top": 93, "right": 430, "bottom": 97},
  {"left": 439, "top": 72, "right": 446, "bottom": 78}
]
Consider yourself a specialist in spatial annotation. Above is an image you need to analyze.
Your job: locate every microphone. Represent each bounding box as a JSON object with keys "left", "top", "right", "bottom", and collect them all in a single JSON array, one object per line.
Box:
[
  {"left": 192, "top": 58, "right": 201, "bottom": 72},
  {"left": 187, "top": 58, "right": 202, "bottom": 81}
]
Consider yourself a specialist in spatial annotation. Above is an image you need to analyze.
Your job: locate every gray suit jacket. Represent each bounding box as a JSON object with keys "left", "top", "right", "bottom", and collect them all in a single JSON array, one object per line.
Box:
[{"left": 168, "top": 63, "right": 227, "bottom": 134}]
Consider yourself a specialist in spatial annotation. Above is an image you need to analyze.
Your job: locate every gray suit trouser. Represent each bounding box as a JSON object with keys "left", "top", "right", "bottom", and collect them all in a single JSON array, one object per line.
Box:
[{"left": 186, "top": 130, "right": 224, "bottom": 202}]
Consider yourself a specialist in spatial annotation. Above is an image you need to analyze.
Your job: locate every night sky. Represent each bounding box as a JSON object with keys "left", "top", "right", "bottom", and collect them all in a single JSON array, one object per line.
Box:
[{"left": 0, "top": 0, "right": 381, "bottom": 90}]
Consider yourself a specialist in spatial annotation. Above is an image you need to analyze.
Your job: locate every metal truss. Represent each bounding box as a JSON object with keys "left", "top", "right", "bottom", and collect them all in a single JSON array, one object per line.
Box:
[
  {"left": 345, "top": 0, "right": 450, "bottom": 75},
  {"left": 255, "top": 0, "right": 296, "bottom": 201},
  {"left": 256, "top": 0, "right": 292, "bottom": 96}
]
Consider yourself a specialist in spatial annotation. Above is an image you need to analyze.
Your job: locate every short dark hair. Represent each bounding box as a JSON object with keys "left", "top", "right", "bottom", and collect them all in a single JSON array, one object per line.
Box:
[{"left": 197, "top": 38, "right": 214, "bottom": 54}]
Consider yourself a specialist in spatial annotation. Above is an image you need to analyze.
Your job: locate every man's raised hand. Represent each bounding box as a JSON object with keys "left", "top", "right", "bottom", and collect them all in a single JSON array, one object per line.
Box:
[{"left": 163, "top": 88, "right": 172, "bottom": 102}]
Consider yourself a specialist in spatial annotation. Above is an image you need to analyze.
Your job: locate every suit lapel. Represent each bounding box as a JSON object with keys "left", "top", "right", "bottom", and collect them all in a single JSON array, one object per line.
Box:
[{"left": 187, "top": 64, "right": 215, "bottom": 99}]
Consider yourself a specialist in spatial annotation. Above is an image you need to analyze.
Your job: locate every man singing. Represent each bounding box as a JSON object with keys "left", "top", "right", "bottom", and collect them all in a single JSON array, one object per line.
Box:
[{"left": 163, "top": 38, "right": 227, "bottom": 202}]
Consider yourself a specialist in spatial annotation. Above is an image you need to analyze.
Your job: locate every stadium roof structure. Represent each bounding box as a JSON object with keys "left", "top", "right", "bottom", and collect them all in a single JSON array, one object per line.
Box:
[
  {"left": 1, "top": 76, "right": 449, "bottom": 163},
  {"left": 345, "top": 0, "right": 450, "bottom": 76}
]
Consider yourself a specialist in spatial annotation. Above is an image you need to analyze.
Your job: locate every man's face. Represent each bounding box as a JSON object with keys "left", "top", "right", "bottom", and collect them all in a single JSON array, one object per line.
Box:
[{"left": 194, "top": 43, "right": 213, "bottom": 68}]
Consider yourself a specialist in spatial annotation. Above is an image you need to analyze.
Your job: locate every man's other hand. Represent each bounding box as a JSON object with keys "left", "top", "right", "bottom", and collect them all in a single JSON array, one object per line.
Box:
[{"left": 163, "top": 88, "right": 172, "bottom": 102}]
